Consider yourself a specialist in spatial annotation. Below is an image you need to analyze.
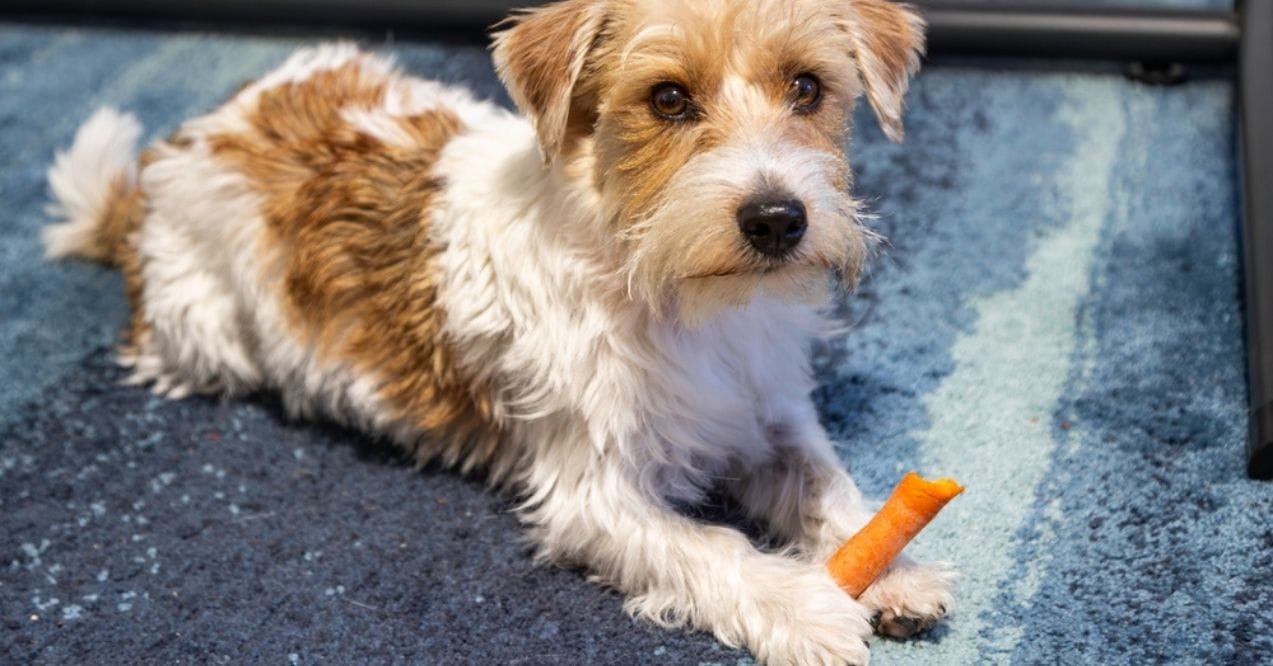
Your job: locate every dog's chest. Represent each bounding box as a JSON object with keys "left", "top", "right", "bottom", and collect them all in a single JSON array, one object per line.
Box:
[{"left": 643, "top": 302, "right": 820, "bottom": 457}]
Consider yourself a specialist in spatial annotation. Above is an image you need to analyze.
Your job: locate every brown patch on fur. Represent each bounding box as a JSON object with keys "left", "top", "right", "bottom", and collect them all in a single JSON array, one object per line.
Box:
[{"left": 209, "top": 60, "right": 499, "bottom": 469}]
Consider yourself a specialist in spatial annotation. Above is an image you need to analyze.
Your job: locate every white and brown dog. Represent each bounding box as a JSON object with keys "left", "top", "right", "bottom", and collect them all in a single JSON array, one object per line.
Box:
[{"left": 43, "top": 0, "right": 952, "bottom": 663}]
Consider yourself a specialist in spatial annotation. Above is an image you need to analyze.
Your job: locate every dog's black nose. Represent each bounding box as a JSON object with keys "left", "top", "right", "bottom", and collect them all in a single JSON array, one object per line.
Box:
[{"left": 737, "top": 198, "right": 806, "bottom": 257}]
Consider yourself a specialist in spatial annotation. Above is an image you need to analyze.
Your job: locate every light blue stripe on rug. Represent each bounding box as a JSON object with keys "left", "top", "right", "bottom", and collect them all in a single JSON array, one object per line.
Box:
[
  {"left": 1007, "top": 78, "right": 1268, "bottom": 664},
  {"left": 822, "top": 68, "right": 1076, "bottom": 499},
  {"left": 875, "top": 78, "right": 1126, "bottom": 664}
]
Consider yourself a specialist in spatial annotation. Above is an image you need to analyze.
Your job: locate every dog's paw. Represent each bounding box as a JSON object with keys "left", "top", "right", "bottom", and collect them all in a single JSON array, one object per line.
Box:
[
  {"left": 857, "top": 559, "right": 956, "bottom": 639},
  {"left": 745, "top": 567, "right": 875, "bottom": 665},
  {"left": 117, "top": 350, "right": 220, "bottom": 400}
]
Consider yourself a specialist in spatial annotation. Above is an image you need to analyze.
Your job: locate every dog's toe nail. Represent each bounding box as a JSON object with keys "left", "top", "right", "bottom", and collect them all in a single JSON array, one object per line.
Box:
[
  {"left": 870, "top": 612, "right": 882, "bottom": 629},
  {"left": 937, "top": 603, "right": 947, "bottom": 616},
  {"left": 878, "top": 614, "right": 921, "bottom": 639}
]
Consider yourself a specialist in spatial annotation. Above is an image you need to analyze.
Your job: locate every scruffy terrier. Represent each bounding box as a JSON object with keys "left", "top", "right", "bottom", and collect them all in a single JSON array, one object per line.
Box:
[{"left": 43, "top": 0, "right": 953, "bottom": 663}]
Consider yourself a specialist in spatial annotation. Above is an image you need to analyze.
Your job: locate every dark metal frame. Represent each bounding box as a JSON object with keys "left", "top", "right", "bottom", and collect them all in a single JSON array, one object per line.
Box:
[
  {"left": 3, "top": 1, "right": 1269, "bottom": 478},
  {"left": 1237, "top": 0, "right": 1273, "bottom": 479}
]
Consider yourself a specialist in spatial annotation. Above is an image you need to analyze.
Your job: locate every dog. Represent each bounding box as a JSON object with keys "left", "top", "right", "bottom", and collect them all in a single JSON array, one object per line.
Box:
[{"left": 43, "top": 1, "right": 952, "bottom": 663}]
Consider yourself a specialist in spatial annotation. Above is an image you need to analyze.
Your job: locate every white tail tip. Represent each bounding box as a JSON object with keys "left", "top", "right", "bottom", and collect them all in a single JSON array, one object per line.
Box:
[{"left": 43, "top": 107, "right": 143, "bottom": 260}]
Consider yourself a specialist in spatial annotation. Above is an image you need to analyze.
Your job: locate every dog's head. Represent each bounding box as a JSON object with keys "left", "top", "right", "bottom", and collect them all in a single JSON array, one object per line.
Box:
[{"left": 494, "top": 0, "right": 924, "bottom": 323}]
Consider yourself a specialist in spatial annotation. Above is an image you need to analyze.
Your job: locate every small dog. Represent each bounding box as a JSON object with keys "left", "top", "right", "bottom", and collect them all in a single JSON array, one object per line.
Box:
[{"left": 44, "top": 1, "right": 952, "bottom": 663}]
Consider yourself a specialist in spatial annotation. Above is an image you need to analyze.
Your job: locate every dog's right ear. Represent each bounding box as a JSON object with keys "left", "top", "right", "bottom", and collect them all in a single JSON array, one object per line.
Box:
[{"left": 492, "top": 0, "right": 607, "bottom": 163}]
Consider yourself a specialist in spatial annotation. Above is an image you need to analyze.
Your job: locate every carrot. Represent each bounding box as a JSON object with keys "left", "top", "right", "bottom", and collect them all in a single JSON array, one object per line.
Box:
[{"left": 826, "top": 472, "right": 964, "bottom": 598}]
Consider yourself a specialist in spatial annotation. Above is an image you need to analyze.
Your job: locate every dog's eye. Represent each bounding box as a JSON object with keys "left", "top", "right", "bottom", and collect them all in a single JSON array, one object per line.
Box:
[
  {"left": 650, "top": 83, "right": 693, "bottom": 121},
  {"left": 791, "top": 73, "right": 822, "bottom": 113}
]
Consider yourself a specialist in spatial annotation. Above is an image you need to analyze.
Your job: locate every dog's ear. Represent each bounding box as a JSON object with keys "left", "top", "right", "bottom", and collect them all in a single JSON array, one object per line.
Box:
[
  {"left": 492, "top": 0, "right": 607, "bottom": 163},
  {"left": 842, "top": 0, "right": 925, "bottom": 142}
]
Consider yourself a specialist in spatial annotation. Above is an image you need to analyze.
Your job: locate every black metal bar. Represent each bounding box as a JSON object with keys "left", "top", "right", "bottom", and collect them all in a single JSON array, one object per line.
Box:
[
  {"left": 921, "top": 3, "right": 1237, "bottom": 64},
  {"left": 1238, "top": 0, "right": 1273, "bottom": 480},
  {"left": 0, "top": 2, "right": 1243, "bottom": 64},
  {"left": 0, "top": 0, "right": 513, "bottom": 34}
]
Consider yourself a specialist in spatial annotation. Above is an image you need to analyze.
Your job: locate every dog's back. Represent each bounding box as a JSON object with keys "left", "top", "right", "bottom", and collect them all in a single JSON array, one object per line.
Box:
[{"left": 43, "top": 44, "right": 509, "bottom": 470}]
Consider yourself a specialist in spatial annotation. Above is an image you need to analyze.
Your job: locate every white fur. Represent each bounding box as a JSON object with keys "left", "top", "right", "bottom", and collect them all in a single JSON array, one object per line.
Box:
[
  {"left": 45, "top": 33, "right": 950, "bottom": 666},
  {"left": 43, "top": 107, "right": 143, "bottom": 259}
]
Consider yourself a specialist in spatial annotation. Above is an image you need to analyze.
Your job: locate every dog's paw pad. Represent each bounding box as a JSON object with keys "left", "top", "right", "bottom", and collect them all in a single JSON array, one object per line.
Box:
[
  {"left": 873, "top": 608, "right": 940, "bottom": 639},
  {"left": 858, "top": 560, "right": 955, "bottom": 639}
]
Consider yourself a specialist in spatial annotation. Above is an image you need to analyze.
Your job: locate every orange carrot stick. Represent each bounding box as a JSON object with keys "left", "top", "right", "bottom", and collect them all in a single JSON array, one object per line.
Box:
[{"left": 826, "top": 472, "right": 964, "bottom": 597}]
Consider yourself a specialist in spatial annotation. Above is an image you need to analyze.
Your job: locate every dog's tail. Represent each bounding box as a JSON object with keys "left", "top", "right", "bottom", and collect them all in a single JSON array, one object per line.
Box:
[{"left": 42, "top": 107, "right": 145, "bottom": 265}]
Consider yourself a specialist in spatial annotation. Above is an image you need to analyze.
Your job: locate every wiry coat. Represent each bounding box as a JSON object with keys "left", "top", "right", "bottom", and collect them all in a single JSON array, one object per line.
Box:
[{"left": 43, "top": 2, "right": 955, "bottom": 664}]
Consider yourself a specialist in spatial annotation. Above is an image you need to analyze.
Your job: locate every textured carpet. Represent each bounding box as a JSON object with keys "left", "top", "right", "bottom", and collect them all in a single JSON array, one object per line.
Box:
[{"left": 2, "top": 8, "right": 1270, "bottom": 665}]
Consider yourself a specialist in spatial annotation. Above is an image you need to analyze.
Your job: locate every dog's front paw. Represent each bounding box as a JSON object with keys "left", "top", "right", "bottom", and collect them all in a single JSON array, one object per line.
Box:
[
  {"left": 857, "top": 559, "right": 956, "bottom": 639},
  {"left": 745, "top": 568, "right": 875, "bottom": 665}
]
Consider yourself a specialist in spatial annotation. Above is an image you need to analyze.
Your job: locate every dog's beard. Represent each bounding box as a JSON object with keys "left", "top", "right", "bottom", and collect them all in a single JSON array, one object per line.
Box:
[
  {"left": 671, "top": 267, "right": 835, "bottom": 327},
  {"left": 619, "top": 145, "right": 870, "bottom": 326}
]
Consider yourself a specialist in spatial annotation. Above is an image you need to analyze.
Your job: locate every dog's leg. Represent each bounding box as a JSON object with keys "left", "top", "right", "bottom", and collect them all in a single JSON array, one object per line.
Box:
[
  {"left": 525, "top": 454, "right": 874, "bottom": 666},
  {"left": 123, "top": 218, "right": 262, "bottom": 400},
  {"left": 729, "top": 409, "right": 956, "bottom": 639}
]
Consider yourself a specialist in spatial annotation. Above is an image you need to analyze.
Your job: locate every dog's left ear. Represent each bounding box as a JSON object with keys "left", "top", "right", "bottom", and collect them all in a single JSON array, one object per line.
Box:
[
  {"left": 842, "top": 0, "right": 926, "bottom": 142},
  {"left": 492, "top": 0, "right": 607, "bottom": 163}
]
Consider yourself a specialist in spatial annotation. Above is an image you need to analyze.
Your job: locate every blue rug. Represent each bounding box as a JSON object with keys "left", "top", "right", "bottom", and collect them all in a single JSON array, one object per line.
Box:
[{"left": 2, "top": 12, "right": 1270, "bottom": 665}]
